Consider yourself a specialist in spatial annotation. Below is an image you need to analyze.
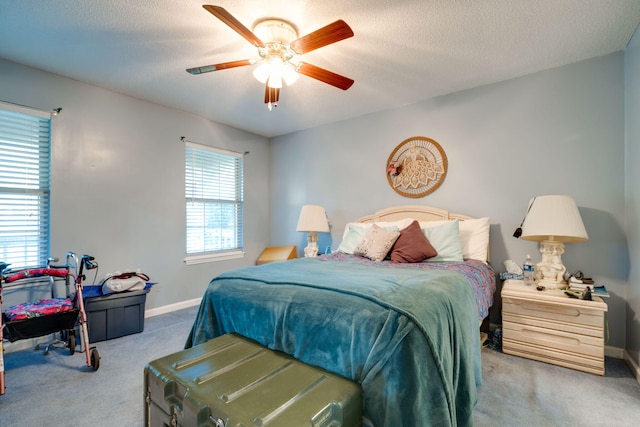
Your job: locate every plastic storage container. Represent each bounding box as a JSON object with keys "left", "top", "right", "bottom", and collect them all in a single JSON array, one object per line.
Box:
[{"left": 84, "top": 289, "right": 148, "bottom": 342}]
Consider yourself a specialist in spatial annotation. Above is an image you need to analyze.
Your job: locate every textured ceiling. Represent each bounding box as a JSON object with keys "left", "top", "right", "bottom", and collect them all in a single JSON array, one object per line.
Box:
[{"left": 1, "top": 0, "right": 639, "bottom": 138}]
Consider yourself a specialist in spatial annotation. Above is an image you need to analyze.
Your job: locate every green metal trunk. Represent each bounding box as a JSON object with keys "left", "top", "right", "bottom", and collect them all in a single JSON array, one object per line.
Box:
[{"left": 144, "top": 333, "right": 362, "bottom": 427}]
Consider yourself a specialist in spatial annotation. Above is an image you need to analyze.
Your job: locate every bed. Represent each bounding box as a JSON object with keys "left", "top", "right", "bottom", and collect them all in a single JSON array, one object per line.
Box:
[{"left": 186, "top": 205, "right": 496, "bottom": 427}]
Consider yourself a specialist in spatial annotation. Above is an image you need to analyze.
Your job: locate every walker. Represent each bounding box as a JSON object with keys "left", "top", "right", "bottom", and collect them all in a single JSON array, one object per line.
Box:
[{"left": 0, "top": 252, "right": 100, "bottom": 395}]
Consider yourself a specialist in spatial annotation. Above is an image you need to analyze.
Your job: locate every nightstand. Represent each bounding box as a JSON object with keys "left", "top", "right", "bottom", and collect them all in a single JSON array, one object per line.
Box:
[
  {"left": 501, "top": 280, "right": 608, "bottom": 375},
  {"left": 256, "top": 245, "right": 297, "bottom": 265}
]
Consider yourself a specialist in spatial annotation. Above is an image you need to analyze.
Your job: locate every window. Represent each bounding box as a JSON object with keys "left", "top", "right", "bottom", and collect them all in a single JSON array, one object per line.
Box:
[
  {"left": 0, "top": 102, "right": 52, "bottom": 270},
  {"left": 185, "top": 141, "right": 244, "bottom": 264}
]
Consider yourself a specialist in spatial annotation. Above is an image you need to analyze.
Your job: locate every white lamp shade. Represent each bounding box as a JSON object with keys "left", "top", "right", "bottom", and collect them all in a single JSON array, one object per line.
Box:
[
  {"left": 282, "top": 63, "right": 299, "bottom": 86},
  {"left": 296, "top": 205, "right": 330, "bottom": 232},
  {"left": 252, "top": 62, "right": 270, "bottom": 84},
  {"left": 520, "top": 195, "right": 588, "bottom": 242},
  {"left": 267, "top": 57, "right": 284, "bottom": 88},
  {"left": 253, "top": 57, "right": 299, "bottom": 89}
]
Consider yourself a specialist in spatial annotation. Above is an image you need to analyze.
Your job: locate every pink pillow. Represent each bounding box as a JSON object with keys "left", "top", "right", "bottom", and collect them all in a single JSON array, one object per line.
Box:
[{"left": 390, "top": 220, "right": 438, "bottom": 263}]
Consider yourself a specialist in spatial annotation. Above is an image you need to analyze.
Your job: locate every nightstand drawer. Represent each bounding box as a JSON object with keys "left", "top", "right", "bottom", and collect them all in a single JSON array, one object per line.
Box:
[
  {"left": 503, "top": 296, "right": 604, "bottom": 333},
  {"left": 502, "top": 310, "right": 604, "bottom": 338},
  {"left": 503, "top": 321, "right": 604, "bottom": 359},
  {"left": 502, "top": 336, "right": 604, "bottom": 375}
]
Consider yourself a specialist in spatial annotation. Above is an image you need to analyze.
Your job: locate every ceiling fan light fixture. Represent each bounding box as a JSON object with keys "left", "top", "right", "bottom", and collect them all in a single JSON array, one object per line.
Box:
[
  {"left": 252, "top": 62, "right": 270, "bottom": 84},
  {"left": 267, "top": 75, "right": 283, "bottom": 89},
  {"left": 283, "top": 63, "right": 299, "bottom": 86},
  {"left": 190, "top": 6, "right": 355, "bottom": 109},
  {"left": 254, "top": 57, "right": 299, "bottom": 89},
  {"left": 267, "top": 57, "right": 284, "bottom": 88},
  {"left": 253, "top": 19, "right": 298, "bottom": 45}
]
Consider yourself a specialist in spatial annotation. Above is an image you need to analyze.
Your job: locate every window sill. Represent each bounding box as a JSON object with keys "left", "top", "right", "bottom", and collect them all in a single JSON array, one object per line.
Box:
[{"left": 184, "top": 250, "right": 245, "bottom": 265}]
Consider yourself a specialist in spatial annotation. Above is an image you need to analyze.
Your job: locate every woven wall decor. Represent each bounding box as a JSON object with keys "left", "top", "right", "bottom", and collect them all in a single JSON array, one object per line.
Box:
[{"left": 386, "top": 136, "right": 448, "bottom": 198}]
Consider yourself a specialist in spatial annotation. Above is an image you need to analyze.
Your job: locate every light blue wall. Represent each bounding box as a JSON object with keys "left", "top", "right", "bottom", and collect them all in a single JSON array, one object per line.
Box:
[
  {"left": 270, "top": 53, "right": 628, "bottom": 349},
  {"left": 0, "top": 58, "right": 271, "bottom": 311},
  {"left": 1, "top": 49, "right": 634, "bottom": 353},
  {"left": 625, "top": 26, "right": 640, "bottom": 368}
]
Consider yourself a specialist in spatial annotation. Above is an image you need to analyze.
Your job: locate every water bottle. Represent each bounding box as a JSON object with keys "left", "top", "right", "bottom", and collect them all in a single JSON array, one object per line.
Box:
[{"left": 523, "top": 254, "right": 535, "bottom": 286}]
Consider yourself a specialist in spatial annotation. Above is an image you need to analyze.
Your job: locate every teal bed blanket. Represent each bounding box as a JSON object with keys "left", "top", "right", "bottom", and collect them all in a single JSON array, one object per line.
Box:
[{"left": 186, "top": 255, "right": 495, "bottom": 427}]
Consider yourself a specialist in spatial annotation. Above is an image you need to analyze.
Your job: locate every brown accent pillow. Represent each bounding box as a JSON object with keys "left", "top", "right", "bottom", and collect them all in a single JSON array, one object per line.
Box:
[{"left": 390, "top": 220, "right": 438, "bottom": 263}]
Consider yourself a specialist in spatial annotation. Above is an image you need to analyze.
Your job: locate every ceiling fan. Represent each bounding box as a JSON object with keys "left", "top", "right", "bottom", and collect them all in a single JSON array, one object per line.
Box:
[{"left": 187, "top": 5, "right": 355, "bottom": 110}]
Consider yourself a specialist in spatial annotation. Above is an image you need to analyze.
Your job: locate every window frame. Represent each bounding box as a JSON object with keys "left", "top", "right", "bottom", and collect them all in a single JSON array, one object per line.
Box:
[
  {"left": 184, "top": 141, "right": 245, "bottom": 265},
  {"left": 0, "top": 101, "right": 52, "bottom": 270}
]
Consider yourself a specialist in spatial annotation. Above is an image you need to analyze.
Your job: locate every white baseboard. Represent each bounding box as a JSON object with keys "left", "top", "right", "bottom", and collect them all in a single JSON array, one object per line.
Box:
[
  {"left": 623, "top": 349, "right": 640, "bottom": 386},
  {"left": 606, "top": 346, "right": 640, "bottom": 386},
  {"left": 605, "top": 345, "right": 625, "bottom": 359},
  {"left": 144, "top": 297, "right": 201, "bottom": 318}
]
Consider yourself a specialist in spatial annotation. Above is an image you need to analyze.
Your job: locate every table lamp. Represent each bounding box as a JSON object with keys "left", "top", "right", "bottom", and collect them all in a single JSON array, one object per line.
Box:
[
  {"left": 518, "top": 195, "right": 588, "bottom": 289},
  {"left": 296, "top": 205, "right": 330, "bottom": 257}
]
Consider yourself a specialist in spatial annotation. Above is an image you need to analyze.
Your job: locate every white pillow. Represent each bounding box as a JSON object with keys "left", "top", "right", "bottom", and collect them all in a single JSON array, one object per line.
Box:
[
  {"left": 422, "top": 220, "right": 463, "bottom": 262},
  {"left": 418, "top": 219, "right": 449, "bottom": 230},
  {"left": 339, "top": 216, "right": 489, "bottom": 261},
  {"left": 353, "top": 224, "right": 401, "bottom": 262},
  {"left": 338, "top": 218, "right": 414, "bottom": 254},
  {"left": 458, "top": 217, "right": 490, "bottom": 262},
  {"left": 337, "top": 223, "right": 373, "bottom": 254}
]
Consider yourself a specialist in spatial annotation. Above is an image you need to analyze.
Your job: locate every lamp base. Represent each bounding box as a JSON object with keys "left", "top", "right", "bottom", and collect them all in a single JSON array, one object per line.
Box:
[
  {"left": 303, "top": 231, "right": 319, "bottom": 257},
  {"left": 536, "top": 276, "right": 567, "bottom": 290},
  {"left": 535, "top": 240, "right": 568, "bottom": 289}
]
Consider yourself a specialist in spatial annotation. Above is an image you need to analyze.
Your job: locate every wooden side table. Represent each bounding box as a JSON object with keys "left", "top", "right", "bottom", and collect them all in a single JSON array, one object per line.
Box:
[{"left": 501, "top": 280, "right": 608, "bottom": 375}]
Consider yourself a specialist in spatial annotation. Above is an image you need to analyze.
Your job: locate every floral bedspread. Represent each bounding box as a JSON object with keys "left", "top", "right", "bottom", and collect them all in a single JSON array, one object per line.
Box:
[{"left": 320, "top": 252, "right": 496, "bottom": 321}]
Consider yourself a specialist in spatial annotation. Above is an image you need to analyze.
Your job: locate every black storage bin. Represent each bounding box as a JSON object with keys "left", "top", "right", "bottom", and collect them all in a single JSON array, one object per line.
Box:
[{"left": 84, "top": 289, "right": 148, "bottom": 342}]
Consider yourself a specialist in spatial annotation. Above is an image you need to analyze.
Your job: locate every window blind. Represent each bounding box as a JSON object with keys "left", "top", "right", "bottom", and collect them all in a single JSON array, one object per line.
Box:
[
  {"left": 0, "top": 102, "right": 51, "bottom": 269},
  {"left": 185, "top": 142, "right": 244, "bottom": 256}
]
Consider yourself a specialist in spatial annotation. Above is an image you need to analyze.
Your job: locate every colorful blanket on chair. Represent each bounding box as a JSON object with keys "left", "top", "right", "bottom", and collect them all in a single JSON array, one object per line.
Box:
[{"left": 3, "top": 298, "right": 74, "bottom": 321}]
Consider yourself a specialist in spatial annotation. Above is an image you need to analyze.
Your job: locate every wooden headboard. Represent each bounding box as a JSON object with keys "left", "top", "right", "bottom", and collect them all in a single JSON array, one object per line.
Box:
[
  {"left": 356, "top": 205, "right": 473, "bottom": 223},
  {"left": 355, "top": 205, "right": 489, "bottom": 262}
]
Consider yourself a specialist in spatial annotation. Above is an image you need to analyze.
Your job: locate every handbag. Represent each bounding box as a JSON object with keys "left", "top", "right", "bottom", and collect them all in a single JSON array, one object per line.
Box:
[{"left": 100, "top": 271, "right": 150, "bottom": 294}]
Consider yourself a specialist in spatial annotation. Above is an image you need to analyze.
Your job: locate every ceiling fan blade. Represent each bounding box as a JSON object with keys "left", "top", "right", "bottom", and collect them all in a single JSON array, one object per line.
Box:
[
  {"left": 264, "top": 85, "right": 280, "bottom": 104},
  {"left": 297, "top": 62, "right": 354, "bottom": 90},
  {"left": 290, "top": 20, "right": 354, "bottom": 54},
  {"left": 203, "top": 5, "right": 265, "bottom": 48},
  {"left": 187, "top": 59, "right": 256, "bottom": 75}
]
